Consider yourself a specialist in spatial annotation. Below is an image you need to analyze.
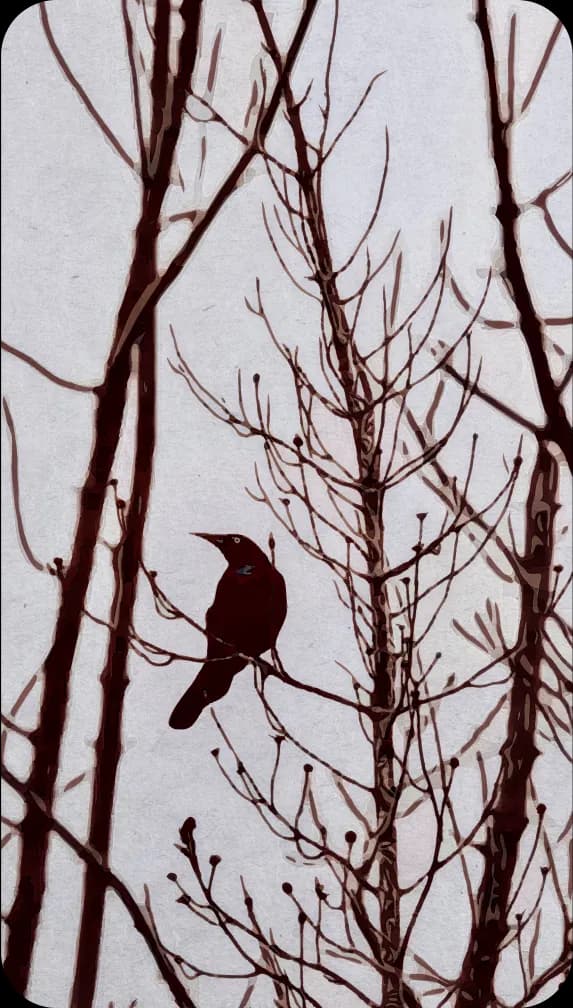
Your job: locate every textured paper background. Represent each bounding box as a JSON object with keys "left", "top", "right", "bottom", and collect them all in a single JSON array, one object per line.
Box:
[{"left": 2, "top": 2, "right": 571, "bottom": 1006}]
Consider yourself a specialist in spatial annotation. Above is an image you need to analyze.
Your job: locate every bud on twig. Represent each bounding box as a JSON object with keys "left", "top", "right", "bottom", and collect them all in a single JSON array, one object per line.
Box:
[{"left": 179, "top": 818, "right": 196, "bottom": 844}]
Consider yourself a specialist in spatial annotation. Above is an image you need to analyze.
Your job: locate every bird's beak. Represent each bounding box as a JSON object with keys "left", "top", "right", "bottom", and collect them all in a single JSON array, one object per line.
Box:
[{"left": 190, "top": 533, "right": 224, "bottom": 546}]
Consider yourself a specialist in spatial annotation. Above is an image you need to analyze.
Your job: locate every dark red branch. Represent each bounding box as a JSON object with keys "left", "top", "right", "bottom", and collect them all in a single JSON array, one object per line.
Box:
[
  {"left": 70, "top": 335, "right": 156, "bottom": 1008},
  {"left": 4, "top": 1, "right": 318, "bottom": 993},
  {"left": 3, "top": 343, "right": 132, "bottom": 995},
  {"left": 454, "top": 442, "right": 560, "bottom": 1006},
  {"left": 110, "top": 0, "right": 320, "bottom": 364},
  {"left": 475, "top": 0, "right": 572, "bottom": 471},
  {"left": 70, "top": 4, "right": 198, "bottom": 1004},
  {"left": 1, "top": 761, "right": 197, "bottom": 1008},
  {"left": 247, "top": 7, "right": 422, "bottom": 1004},
  {"left": 39, "top": 2, "right": 136, "bottom": 174},
  {"left": 2, "top": 397, "right": 45, "bottom": 572},
  {"left": 1, "top": 339, "right": 96, "bottom": 394}
]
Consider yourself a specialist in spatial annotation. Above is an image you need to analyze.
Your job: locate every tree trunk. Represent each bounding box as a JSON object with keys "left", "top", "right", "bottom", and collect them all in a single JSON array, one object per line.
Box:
[
  {"left": 267, "top": 56, "right": 409, "bottom": 1003},
  {"left": 70, "top": 1, "right": 201, "bottom": 999},
  {"left": 70, "top": 293, "right": 156, "bottom": 1008},
  {"left": 454, "top": 442, "right": 559, "bottom": 1006},
  {"left": 4, "top": 3, "right": 203, "bottom": 993},
  {"left": 3, "top": 342, "right": 131, "bottom": 994},
  {"left": 475, "top": 0, "right": 572, "bottom": 472}
]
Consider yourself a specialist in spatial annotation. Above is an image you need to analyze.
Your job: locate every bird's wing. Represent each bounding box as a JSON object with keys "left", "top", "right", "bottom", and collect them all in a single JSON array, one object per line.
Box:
[
  {"left": 269, "top": 570, "right": 287, "bottom": 639},
  {"left": 204, "top": 570, "right": 240, "bottom": 658},
  {"left": 204, "top": 565, "right": 287, "bottom": 659}
]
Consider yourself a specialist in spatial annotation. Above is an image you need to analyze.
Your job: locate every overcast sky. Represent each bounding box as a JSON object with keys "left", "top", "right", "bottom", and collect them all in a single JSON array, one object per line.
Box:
[{"left": 2, "top": 2, "right": 571, "bottom": 1006}]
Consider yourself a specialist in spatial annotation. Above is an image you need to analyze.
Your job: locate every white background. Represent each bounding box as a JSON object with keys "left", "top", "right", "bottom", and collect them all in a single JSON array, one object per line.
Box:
[{"left": 2, "top": 1, "right": 571, "bottom": 1006}]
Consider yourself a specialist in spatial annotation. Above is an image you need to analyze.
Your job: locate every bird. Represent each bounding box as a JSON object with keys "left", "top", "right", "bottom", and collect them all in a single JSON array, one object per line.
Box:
[{"left": 169, "top": 533, "right": 287, "bottom": 730}]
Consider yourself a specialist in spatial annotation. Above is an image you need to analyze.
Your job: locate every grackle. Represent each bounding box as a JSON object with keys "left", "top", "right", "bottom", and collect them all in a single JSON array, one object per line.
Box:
[{"left": 169, "top": 533, "right": 287, "bottom": 729}]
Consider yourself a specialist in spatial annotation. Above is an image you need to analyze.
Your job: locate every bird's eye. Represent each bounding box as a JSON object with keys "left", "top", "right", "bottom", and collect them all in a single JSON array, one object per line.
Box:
[{"left": 232, "top": 536, "right": 241, "bottom": 544}]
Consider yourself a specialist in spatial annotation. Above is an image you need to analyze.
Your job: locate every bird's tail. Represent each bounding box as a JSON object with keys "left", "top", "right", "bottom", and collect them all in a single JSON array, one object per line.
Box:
[{"left": 168, "top": 657, "right": 246, "bottom": 730}]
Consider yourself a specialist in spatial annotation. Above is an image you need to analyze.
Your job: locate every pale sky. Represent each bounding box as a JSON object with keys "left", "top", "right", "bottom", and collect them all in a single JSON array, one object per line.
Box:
[{"left": 2, "top": 2, "right": 571, "bottom": 1006}]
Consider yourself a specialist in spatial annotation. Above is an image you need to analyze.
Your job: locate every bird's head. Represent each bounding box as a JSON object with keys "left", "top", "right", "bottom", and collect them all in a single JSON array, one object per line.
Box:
[{"left": 191, "top": 533, "right": 267, "bottom": 567}]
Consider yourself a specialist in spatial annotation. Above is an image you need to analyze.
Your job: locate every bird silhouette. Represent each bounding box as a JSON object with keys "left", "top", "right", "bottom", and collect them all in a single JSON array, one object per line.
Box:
[{"left": 169, "top": 533, "right": 287, "bottom": 729}]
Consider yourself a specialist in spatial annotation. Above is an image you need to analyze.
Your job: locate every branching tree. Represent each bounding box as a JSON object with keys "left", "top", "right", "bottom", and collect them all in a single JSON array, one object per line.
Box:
[
  {"left": 148, "top": 3, "right": 570, "bottom": 1006},
  {"left": 2, "top": 0, "right": 318, "bottom": 1004},
  {"left": 2, "top": 2, "right": 570, "bottom": 1007},
  {"left": 450, "top": 2, "right": 572, "bottom": 1004}
]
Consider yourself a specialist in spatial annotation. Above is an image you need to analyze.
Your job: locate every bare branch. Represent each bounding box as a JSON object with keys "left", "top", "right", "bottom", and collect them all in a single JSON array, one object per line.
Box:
[
  {"left": 39, "top": 2, "right": 137, "bottom": 174},
  {"left": 520, "top": 20, "right": 563, "bottom": 115},
  {"left": 2, "top": 340, "right": 96, "bottom": 394},
  {"left": 2, "top": 398, "right": 45, "bottom": 572},
  {"left": 2, "top": 760, "right": 198, "bottom": 1008}
]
